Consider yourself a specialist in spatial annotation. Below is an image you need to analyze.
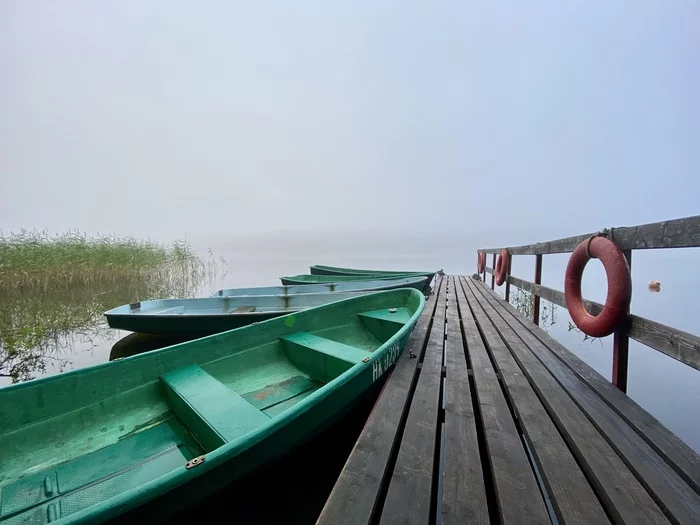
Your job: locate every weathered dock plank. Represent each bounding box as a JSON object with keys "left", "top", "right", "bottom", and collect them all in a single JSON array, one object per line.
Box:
[
  {"left": 466, "top": 277, "right": 671, "bottom": 524},
  {"left": 457, "top": 278, "right": 549, "bottom": 525},
  {"left": 442, "top": 277, "right": 488, "bottom": 525},
  {"left": 458, "top": 277, "right": 612, "bottom": 525},
  {"left": 478, "top": 278, "right": 700, "bottom": 496},
  {"left": 319, "top": 275, "right": 700, "bottom": 525},
  {"left": 317, "top": 276, "right": 444, "bottom": 525},
  {"left": 473, "top": 278, "right": 700, "bottom": 523},
  {"left": 380, "top": 277, "right": 447, "bottom": 524}
]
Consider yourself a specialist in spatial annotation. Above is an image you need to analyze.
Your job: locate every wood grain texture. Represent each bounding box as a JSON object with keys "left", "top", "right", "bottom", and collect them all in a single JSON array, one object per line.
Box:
[
  {"left": 455, "top": 278, "right": 549, "bottom": 525},
  {"left": 475, "top": 279, "right": 700, "bottom": 498},
  {"left": 380, "top": 277, "right": 447, "bottom": 525},
  {"left": 478, "top": 215, "right": 700, "bottom": 255},
  {"left": 459, "top": 278, "right": 611, "bottom": 525},
  {"left": 317, "top": 276, "right": 444, "bottom": 525},
  {"left": 319, "top": 272, "right": 700, "bottom": 525},
  {"left": 474, "top": 279, "right": 700, "bottom": 524},
  {"left": 441, "top": 277, "right": 489, "bottom": 525},
  {"left": 467, "top": 278, "right": 671, "bottom": 525}
]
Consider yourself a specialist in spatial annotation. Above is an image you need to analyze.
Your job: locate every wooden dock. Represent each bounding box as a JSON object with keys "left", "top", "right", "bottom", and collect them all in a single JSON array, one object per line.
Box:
[{"left": 318, "top": 275, "right": 700, "bottom": 525}]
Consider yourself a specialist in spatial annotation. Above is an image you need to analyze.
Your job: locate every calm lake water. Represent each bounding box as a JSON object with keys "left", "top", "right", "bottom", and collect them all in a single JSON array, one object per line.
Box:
[{"left": 4, "top": 232, "right": 699, "bottom": 455}]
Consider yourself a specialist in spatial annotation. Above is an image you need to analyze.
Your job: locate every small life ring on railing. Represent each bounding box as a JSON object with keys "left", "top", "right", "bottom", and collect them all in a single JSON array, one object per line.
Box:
[
  {"left": 477, "top": 252, "right": 486, "bottom": 273},
  {"left": 495, "top": 249, "right": 509, "bottom": 286},
  {"left": 564, "top": 235, "right": 631, "bottom": 338}
]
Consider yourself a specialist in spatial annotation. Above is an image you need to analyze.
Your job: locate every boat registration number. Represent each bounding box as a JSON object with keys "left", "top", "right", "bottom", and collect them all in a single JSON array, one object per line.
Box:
[{"left": 372, "top": 342, "right": 401, "bottom": 381}]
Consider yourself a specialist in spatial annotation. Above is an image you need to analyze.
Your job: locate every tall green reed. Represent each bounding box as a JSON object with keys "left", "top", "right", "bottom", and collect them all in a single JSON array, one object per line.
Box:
[{"left": 0, "top": 229, "right": 215, "bottom": 382}]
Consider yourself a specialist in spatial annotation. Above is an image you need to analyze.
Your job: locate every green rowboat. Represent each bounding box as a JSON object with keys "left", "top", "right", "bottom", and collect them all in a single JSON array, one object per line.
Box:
[
  {"left": 104, "top": 291, "right": 368, "bottom": 337},
  {"left": 280, "top": 274, "right": 423, "bottom": 286},
  {"left": 0, "top": 289, "right": 425, "bottom": 524},
  {"left": 310, "top": 264, "right": 439, "bottom": 282},
  {"left": 212, "top": 275, "right": 428, "bottom": 297}
]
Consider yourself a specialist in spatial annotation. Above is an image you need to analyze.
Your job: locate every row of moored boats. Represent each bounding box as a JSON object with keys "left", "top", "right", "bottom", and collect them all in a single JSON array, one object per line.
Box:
[{"left": 0, "top": 264, "right": 439, "bottom": 524}]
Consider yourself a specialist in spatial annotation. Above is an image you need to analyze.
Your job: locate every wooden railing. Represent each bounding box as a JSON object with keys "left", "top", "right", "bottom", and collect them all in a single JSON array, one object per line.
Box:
[{"left": 477, "top": 215, "right": 700, "bottom": 392}]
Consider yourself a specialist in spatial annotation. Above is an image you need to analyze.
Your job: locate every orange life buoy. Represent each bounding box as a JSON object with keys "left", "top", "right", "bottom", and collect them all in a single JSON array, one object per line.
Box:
[
  {"left": 477, "top": 252, "right": 485, "bottom": 273},
  {"left": 564, "top": 236, "right": 631, "bottom": 338},
  {"left": 495, "top": 249, "right": 509, "bottom": 286}
]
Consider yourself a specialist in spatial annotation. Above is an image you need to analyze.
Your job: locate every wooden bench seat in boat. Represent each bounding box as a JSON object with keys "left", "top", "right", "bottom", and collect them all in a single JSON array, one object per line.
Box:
[
  {"left": 160, "top": 365, "right": 270, "bottom": 452},
  {"left": 279, "top": 332, "right": 373, "bottom": 382},
  {"left": 358, "top": 307, "right": 411, "bottom": 326},
  {"left": 357, "top": 307, "right": 412, "bottom": 340}
]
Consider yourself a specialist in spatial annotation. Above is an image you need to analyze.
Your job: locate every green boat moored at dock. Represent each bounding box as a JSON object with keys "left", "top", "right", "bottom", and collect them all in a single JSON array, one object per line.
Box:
[
  {"left": 211, "top": 275, "right": 428, "bottom": 297},
  {"left": 104, "top": 291, "right": 369, "bottom": 336},
  {"left": 0, "top": 289, "right": 424, "bottom": 524},
  {"left": 309, "top": 264, "right": 439, "bottom": 283},
  {"left": 280, "top": 273, "right": 432, "bottom": 289}
]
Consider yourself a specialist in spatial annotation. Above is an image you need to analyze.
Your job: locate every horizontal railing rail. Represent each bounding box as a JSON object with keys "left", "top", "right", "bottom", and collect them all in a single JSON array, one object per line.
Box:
[
  {"left": 479, "top": 215, "right": 700, "bottom": 255},
  {"left": 477, "top": 215, "right": 700, "bottom": 392}
]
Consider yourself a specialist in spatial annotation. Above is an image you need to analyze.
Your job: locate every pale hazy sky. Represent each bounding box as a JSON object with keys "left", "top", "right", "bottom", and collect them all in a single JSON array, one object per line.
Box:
[{"left": 1, "top": 1, "right": 698, "bottom": 243}]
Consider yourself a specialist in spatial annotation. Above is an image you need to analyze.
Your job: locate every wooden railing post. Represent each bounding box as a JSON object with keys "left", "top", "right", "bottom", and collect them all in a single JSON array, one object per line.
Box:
[
  {"left": 612, "top": 250, "right": 632, "bottom": 392},
  {"left": 533, "top": 255, "right": 542, "bottom": 325},
  {"left": 491, "top": 254, "right": 496, "bottom": 290},
  {"left": 504, "top": 256, "right": 511, "bottom": 302}
]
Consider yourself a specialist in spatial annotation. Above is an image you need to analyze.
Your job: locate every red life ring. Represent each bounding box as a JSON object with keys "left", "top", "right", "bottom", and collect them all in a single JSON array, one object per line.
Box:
[
  {"left": 564, "top": 236, "right": 631, "bottom": 338},
  {"left": 477, "top": 252, "right": 486, "bottom": 273},
  {"left": 495, "top": 249, "right": 509, "bottom": 286}
]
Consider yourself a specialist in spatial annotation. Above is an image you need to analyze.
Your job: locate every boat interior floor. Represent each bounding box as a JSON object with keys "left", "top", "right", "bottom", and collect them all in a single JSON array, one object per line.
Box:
[{"left": 0, "top": 419, "right": 199, "bottom": 524}]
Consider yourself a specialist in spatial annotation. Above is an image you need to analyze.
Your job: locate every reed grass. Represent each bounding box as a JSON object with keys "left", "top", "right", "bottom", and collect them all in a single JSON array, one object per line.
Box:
[
  {"left": 0, "top": 229, "right": 213, "bottom": 382},
  {"left": 508, "top": 287, "right": 557, "bottom": 330},
  {"left": 0, "top": 229, "right": 202, "bottom": 295}
]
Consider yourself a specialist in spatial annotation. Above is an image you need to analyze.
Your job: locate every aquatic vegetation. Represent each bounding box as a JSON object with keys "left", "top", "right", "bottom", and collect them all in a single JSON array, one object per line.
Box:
[
  {"left": 0, "top": 229, "right": 203, "bottom": 295},
  {"left": 506, "top": 286, "right": 601, "bottom": 344},
  {"left": 508, "top": 287, "right": 556, "bottom": 331},
  {"left": 0, "top": 229, "right": 215, "bottom": 383}
]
